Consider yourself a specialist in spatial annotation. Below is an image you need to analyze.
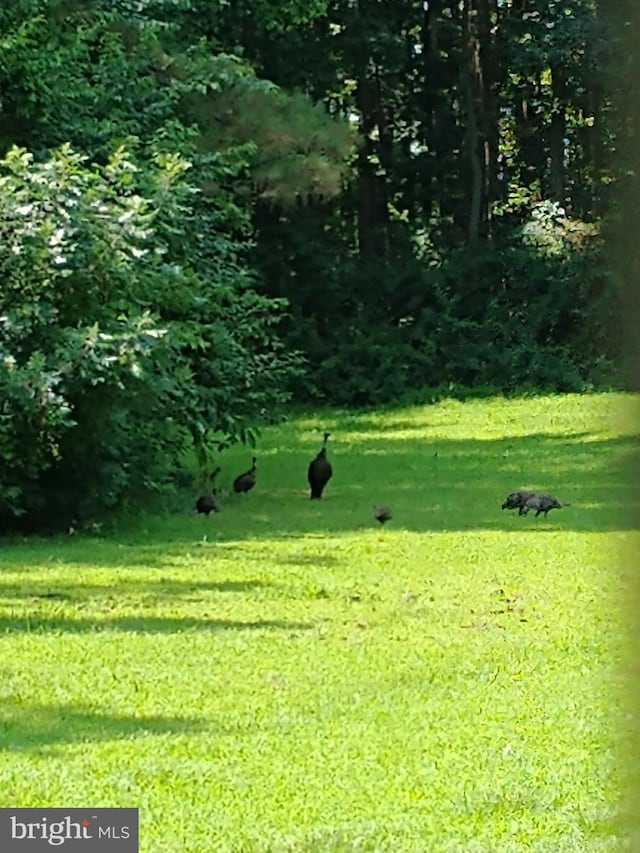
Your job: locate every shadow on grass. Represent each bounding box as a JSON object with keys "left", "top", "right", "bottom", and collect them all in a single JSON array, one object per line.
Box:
[
  {"left": 0, "top": 578, "right": 282, "bottom": 605},
  {"left": 0, "top": 614, "right": 313, "bottom": 634},
  {"left": 0, "top": 428, "right": 635, "bottom": 619},
  {"left": 0, "top": 431, "right": 638, "bottom": 555},
  {"left": 198, "top": 431, "right": 639, "bottom": 534},
  {"left": 298, "top": 431, "right": 640, "bottom": 533},
  {"left": 277, "top": 553, "right": 344, "bottom": 567},
  {"left": 0, "top": 701, "right": 204, "bottom": 752},
  {"left": 0, "top": 567, "right": 339, "bottom": 609}
]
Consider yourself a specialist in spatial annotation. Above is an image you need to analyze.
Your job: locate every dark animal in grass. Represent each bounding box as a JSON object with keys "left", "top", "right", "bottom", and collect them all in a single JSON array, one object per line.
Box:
[
  {"left": 374, "top": 505, "right": 392, "bottom": 525},
  {"left": 195, "top": 494, "right": 219, "bottom": 516},
  {"left": 520, "top": 493, "right": 569, "bottom": 517},
  {"left": 308, "top": 432, "right": 333, "bottom": 499},
  {"left": 195, "top": 467, "right": 221, "bottom": 515},
  {"left": 501, "top": 490, "right": 536, "bottom": 516},
  {"left": 233, "top": 457, "right": 257, "bottom": 494}
]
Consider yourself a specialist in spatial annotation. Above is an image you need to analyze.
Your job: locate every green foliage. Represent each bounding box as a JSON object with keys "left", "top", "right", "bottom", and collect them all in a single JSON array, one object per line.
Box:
[
  {"left": 273, "top": 201, "right": 617, "bottom": 406},
  {"left": 0, "top": 1, "right": 176, "bottom": 155},
  {"left": 230, "top": 0, "right": 627, "bottom": 407},
  {"left": 0, "top": 2, "right": 354, "bottom": 202},
  {"left": 433, "top": 203, "right": 616, "bottom": 392},
  {"left": 0, "top": 143, "right": 301, "bottom": 530},
  {"left": 177, "top": 55, "right": 355, "bottom": 203}
]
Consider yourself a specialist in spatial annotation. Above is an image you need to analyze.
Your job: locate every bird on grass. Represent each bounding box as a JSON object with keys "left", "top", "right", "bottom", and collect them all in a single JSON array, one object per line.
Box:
[
  {"left": 195, "top": 466, "right": 221, "bottom": 516},
  {"left": 501, "top": 490, "right": 536, "bottom": 516},
  {"left": 373, "top": 505, "right": 392, "bottom": 525},
  {"left": 308, "top": 431, "right": 333, "bottom": 499},
  {"left": 233, "top": 457, "right": 257, "bottom": 494},
  {"left": 195, "top": 494, "right": 219, "bottom": 516},
  {"left": 520, "top": 493, "right": 569, "bottom": 518}
]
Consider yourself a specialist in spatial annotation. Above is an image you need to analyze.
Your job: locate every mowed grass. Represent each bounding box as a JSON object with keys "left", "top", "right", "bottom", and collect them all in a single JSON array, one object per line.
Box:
[{"left": 0, "top": 392, "right": 638, "bottom": 852}]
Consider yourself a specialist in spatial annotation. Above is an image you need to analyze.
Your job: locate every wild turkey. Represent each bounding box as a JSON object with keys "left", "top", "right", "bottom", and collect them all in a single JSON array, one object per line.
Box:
[
  {"left": 233, "top": 457, "right": 257, "bottom": 494},
  {"left": 308, "top": 432, "right": 332, "bottom": 499},
  {"left": 521, "top": 493, "right": 569, "bottom": 517},
  {"left": 195, "top": 494, "right": 219, "bottom": 516},
  {"left": 195, "top": 467, "right": 221, "bottom": 516},
  {"left": 501, "top": 490, "right": 536, "bottom": 516},
  {"left": 374, "top": 505, "right": 392, "bottom": 525}
]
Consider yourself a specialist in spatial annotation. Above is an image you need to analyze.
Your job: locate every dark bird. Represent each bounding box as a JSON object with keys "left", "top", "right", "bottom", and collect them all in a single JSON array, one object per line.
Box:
[
  {"left": 233, "top": 457, "right": 257, "bottom": 494},
  {"left": 520, "top": 493, "right": 569, "bottom": 518},
  {"left": 195, "top": 494, "right": 219, "bottom": 516},
  {"left": 308, "top": 432, "right": 333, "bottom": 499},
  {"left": 195, "top": 467, "right": 221, "bottom": 515},
  {"left": 374, "top": 505, "right": 392, "bottom": 525},
  {"left": 501, "top": 490, "right": 536, "bottom": 516}
]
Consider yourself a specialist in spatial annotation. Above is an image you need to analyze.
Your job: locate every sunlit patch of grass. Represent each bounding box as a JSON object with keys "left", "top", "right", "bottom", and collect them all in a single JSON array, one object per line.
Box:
[{"left": 0, "top": 392, "right": 637, "bottom": 851}]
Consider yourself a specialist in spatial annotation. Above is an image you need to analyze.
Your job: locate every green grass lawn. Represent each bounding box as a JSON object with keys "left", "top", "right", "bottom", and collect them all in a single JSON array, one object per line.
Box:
[{"left": 0, "top": 392, "right": 638, "bottom": 852}]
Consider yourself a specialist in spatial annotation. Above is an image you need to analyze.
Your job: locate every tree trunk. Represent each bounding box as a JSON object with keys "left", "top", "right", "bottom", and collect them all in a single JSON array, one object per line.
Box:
[
  {"left": 461, "top": 0, "right": 484, "bottom": 242},
  {"left": 355, "top": 74, "right": 389, "bottom": 258},
  {"left": 478, "top": 0, "right": 501, "bottom": 233},
  {"left": 582, "top": 83, "right": 604, "bottom": 217},
  {"left": 510, "top": 0, "right": 545, "bottom": 195},
  {"left": 419, "top": 0, "right": 438, "bottom": 219},
  {"left": 548, "top": 63, "right": 567, "bottom": 204}
]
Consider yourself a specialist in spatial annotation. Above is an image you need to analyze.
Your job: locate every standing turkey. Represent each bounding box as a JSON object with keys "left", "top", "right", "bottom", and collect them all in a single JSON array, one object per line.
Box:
[
  {"left": 195, "top": 466, "right": 221, "bottom": 516},
  {"left": 501, "top": 490, "right": 536, "bottom": 516},
  {"left": 233, "top": 457, "right": 257, "bottom": 494},
  {"left": 308, "top": 432, "right": 333, "bottom": 499}
]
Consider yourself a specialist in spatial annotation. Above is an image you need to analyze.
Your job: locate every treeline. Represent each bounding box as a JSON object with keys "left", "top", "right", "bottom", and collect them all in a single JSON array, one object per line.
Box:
[
  {"left": 236, "top": 0, "right": 628, "bottom": 403},
  {"left": 0, "top": 0, "right": 634, "bottom": 529}
]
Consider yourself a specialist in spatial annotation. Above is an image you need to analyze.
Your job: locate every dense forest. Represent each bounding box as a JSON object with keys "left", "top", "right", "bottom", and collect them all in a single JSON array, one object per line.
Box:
[{"left": 0, "top": 0, "right": 636, "bottom": 529}]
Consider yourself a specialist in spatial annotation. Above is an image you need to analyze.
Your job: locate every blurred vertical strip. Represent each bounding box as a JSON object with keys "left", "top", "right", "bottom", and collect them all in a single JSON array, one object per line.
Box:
[
  {"left": 612, "top": 4, "right": 640, "bottom": 390},
  {"left": 610, "top": 0, "right": 640, "bottom": 842}
]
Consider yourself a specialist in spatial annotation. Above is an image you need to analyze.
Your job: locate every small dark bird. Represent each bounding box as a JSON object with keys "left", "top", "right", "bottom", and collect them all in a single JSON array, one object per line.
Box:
[
  {"left": 195, "top": 466, "right": 221, "bottom": 516},
  {"left": 233, "top": 457, "right": 257, "bottom": 494},
  {"left": 374, "top": 505, "right": 392, "bottom": 525},
  {"left": 195, "top": 494, "right": 219, "bottom": 516},
  {"left": 520, "top": 493, "right": 569, "bottom": 517},
  {"left": 501, "top": 490, "right": 536, "bottom": 516},
  {"left": 308, "top": 432, "right": 333, "bottom": 499}
]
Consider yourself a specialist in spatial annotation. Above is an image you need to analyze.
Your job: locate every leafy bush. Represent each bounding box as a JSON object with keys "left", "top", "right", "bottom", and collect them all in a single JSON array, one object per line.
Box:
[
  {"left": 281, "top": 204, "right": 618, "bottom": 406},
  {"left": 0, "top": 144, "right": 300, "bottom": 531}
]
